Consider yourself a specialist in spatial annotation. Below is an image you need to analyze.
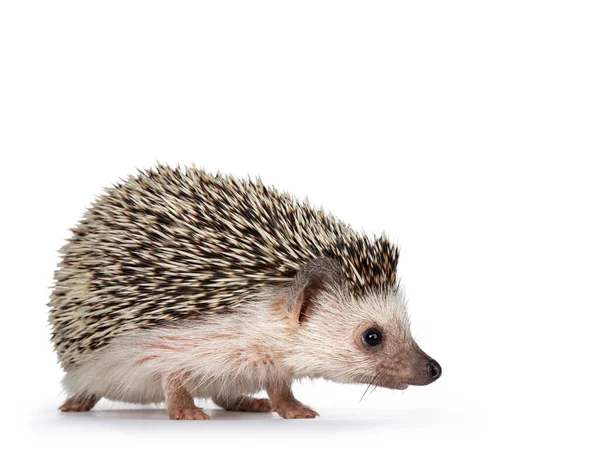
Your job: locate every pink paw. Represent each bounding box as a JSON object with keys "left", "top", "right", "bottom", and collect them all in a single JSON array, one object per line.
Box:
[
  {"left": 169, "top": 407, "right": 211, "bottom": 420},
  {"left": 59, "top": 396, "right": 98, "bottom": 412},
  {"left": 245, "top": 398, "right": 272, "bottom": 412},
  {"left": 276, "top": 404, "right": 319, "bottom": 419}
]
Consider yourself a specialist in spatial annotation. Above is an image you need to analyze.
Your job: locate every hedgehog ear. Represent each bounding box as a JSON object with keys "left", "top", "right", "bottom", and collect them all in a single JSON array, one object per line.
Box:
[{"left": 288, "top": 257, "right": 343, "bottom": 325}]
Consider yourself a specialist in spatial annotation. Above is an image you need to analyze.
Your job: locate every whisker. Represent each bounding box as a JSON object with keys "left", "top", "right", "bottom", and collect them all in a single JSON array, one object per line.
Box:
[
  {"left": 359, "top": 373, "right": 381, "bottom": 403},
  {"left": 366, "top": 376, "right": 380, "bottom": 400},
  {"left": 359, "top": 376, "right": 375, "bottom": 403},
  {"left": 359, "top": 384, "right": 371, "bottom": 403}
]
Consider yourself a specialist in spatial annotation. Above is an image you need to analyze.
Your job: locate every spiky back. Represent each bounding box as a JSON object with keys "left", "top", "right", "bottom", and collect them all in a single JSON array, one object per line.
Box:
[{"left": 49, "top": 166, "right": 399, "bottom": 366}]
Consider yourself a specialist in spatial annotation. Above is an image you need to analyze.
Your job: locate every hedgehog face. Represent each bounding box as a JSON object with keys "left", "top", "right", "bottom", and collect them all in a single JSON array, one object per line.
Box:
[
  {"left": 289, "top": 289, "right": 441, "bottom": 389},
  {"left": 347, "top": 300, "right": 442, "bottom": 390},
  {"left": 284, "top": 258, "right": 441, "bottom": 389}
]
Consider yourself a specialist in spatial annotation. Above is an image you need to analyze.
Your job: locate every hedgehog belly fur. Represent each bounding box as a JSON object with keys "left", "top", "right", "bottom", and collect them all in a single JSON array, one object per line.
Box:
[{"left": 63, "top": 293, "right": 293, "bottom": 404}]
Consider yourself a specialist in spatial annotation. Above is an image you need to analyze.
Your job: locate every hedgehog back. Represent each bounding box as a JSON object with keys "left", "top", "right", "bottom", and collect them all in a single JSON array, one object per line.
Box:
[{"left": 49, "top": 166, "right": 399, "bottom": 366}]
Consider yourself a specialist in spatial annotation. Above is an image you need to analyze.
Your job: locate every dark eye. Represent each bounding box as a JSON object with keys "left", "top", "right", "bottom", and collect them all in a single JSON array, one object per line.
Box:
[{"left": 361, "top": 328, "right": 383, "bottom": 348}]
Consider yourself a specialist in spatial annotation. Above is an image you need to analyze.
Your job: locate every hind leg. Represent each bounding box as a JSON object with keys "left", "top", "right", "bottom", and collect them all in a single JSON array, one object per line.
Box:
[
  {"left": 163, "top": 373, "right": 211, "bottom": 420},
  {"left": 212, "top": 395, "right": 272, "bottom": 412},
  {"left": 59, "top": 394, "right": 100, "bottom": 412}
]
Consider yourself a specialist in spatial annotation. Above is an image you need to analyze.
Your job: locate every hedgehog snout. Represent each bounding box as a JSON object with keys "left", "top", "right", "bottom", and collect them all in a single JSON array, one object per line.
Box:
[{"left": 409, "top": 353, "right": 442, "bottom": 386}]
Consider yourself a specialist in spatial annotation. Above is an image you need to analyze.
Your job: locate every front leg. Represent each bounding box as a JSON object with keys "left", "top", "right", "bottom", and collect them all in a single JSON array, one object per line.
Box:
[
  {"left": 162, "top": 373, "right": 211, "bottom": 420},
  {"left": 266, "top": 382, "right": 319, "bottom": 419}
]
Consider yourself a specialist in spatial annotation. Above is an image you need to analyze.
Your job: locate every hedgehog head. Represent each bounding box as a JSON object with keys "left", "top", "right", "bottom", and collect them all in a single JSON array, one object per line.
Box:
[{"left": 282, "top": 257, "right": 441, "bottom": 389}]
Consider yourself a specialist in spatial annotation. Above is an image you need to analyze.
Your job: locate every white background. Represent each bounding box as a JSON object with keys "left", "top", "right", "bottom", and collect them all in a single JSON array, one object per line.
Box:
[{"left": 1, "top": 1, "right": 599, "bottom": 448}]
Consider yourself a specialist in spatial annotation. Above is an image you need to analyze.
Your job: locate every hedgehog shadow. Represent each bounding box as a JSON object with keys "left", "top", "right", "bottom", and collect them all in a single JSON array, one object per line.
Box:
[{"left": 66, "top": 407, "right": 450, "bottom": 431}]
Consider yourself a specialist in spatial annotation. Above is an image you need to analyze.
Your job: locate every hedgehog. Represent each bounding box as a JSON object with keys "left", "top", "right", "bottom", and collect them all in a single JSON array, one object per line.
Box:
[{"left": 49, "top": 165, "right": 441, "bottom": 419}]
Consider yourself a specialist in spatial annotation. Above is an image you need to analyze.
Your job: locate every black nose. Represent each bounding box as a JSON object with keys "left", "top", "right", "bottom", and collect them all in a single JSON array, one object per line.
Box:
[{"left": 427, "top": 360, "right": 442, "bottom": 380}]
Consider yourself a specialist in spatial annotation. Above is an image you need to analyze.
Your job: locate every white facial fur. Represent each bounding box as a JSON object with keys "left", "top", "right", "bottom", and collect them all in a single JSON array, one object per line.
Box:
[{"left": 285, "top": 286, "right": 421, "bottom": 388}]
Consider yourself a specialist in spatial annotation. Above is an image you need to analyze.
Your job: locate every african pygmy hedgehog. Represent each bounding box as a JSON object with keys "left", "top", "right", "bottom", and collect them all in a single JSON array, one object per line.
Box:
[{"left": 49, "top": 165, "right": 441, "bottom": 419}]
